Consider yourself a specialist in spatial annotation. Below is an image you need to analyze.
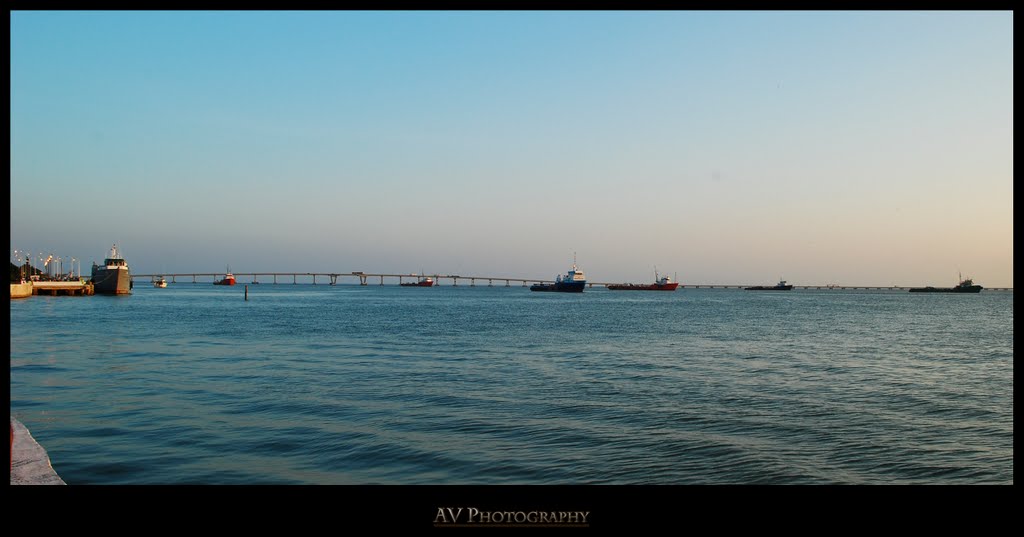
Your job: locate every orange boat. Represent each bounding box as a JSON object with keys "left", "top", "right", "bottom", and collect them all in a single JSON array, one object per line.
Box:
[{"left": 214, "top": 266, "right": 236, "bottom": 286}]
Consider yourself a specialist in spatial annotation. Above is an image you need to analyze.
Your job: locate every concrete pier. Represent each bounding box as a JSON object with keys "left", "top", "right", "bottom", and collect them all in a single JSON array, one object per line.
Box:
[
  {"left": 9, "top": 281, "right": 33, "bottom": 298},
  {"left": 30, "top": 280, "right": 94, "bottom": 296},
  {"left": 10, "top": 417, "right": 65, "bottom": 485}
]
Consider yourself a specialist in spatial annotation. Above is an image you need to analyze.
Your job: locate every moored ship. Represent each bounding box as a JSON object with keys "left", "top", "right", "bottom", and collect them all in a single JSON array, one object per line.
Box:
[
  {"left": 607, "top": 270, "right": 679, "bottom": 291},
  {"left": 909, "top": 274, "right": 982, "bottom": 293},
  {"left": 745, "top": 279, "right": 793, "bottom": 291},
  {"left": 531, "top": 260, "right": 587, "bottom": 293},
  {"left": 214, "top": 267, "right": 236, "bottom": 286},
  {"left": 91, "top": 244, "right": 132, "bottom": 295},
  {"left": 401, "top": 274, "right": 435, "bottom": 287}
]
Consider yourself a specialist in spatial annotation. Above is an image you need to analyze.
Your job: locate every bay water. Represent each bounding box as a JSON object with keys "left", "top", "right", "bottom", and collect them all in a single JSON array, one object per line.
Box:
[{"left": 9, "top": 284, "right": 1013, "bottom": 484}]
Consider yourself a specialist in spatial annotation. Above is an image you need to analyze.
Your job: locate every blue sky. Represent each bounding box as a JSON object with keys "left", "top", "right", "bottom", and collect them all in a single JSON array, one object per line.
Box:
[{"left": 10, "top": 11, "right": 1013, "bottom": 286}]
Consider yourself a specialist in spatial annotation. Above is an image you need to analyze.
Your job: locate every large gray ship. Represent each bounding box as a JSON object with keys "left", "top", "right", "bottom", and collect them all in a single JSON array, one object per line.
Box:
[
  {"left": 91, "top": 244, "right": 132, "bottom": 295},
  {"left": 909, "top": 273, "right": 983, "bottom": 293}
]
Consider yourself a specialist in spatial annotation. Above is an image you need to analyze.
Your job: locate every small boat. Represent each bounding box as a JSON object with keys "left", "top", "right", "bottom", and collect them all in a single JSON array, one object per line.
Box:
[
  {"left": 607, "top": 269, "right": 679, "bottom": 291},
  {"left": 401, "top": 274, "right": 435, "bottom": 287},
  {"left": 153, "top": 276, "right": 168, "bottom": 288},
  {"left": 909, "top": 273, "right": 983, "bottom": 293},
  {"left": 91, "top": 244, "right": 132, "bottom": 295},
  {"left": 745, "top": 279, "right": 793, "bottom": 291},
  {"left": 214, "top": 266, "right": 237, "bottom": 286},
  {"left": 531, "top": 258, "right": 587, "bottom": 293}
]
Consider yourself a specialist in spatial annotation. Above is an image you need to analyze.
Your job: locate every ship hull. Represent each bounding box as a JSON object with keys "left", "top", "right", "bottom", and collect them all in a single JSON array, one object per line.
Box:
[
  {"left": 530, "top": 281, "right": 585, "bottom": 292},
  {"left": 213, "top": 279, "right": 236, "bottom": 286},
  {"left": 744, "top": 286, "right": 793, "bottom": 291},
  {"left": 92, "top": 267, "right": 132, "bottom": 295},
  {"left": 909, "top": 286, "right": 982, "bottom": 293},
  {"left": 607, "top": 283, "right": 679, "bottom": 291},
  {"left": 401, "top": 281, "right": 434, "bottom": 287}
]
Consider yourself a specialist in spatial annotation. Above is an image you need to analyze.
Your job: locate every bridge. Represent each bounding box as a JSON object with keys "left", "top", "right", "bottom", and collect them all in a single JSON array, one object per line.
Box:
[
  {"left": 128, "top": 272, "right": 1012, "bottom": 291},
  {"left": 131, "top": 272, "right": 559, "bottom": 287}
]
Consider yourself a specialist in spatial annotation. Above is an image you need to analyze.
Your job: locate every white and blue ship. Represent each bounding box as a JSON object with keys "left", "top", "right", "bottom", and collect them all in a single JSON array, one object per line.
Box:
[{"left": 531, "top": 259, "right": 587, "bottom": 293}]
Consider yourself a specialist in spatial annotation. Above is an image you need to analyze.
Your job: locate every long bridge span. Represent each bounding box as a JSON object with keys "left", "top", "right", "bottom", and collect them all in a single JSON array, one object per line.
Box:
[
  {"left": 128, "top": 272, "right": 1012, "bottom": 291},
  {"left": 132, "top": 272, "right": 557, "bottom": 287}
]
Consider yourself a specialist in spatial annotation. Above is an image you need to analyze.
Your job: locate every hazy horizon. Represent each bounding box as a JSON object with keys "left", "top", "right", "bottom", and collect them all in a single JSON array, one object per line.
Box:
[{"left": 10, "top": 11, "right": 1013, "bottom": 287}]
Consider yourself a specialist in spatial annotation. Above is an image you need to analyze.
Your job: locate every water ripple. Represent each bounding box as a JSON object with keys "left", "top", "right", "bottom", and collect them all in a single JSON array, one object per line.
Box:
[{"left": 9, "top": 286, "right": 1014, "bottom": 484}]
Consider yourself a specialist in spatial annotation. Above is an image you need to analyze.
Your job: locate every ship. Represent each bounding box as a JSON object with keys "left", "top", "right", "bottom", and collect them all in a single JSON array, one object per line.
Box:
[
  {"left": 607, "top": 270, "right": 680, "bottom": 291},
  {"left": 91, "top": 244, "right": 132, "bottom": 295},
  {"left": 909, "top": 273, "right": 983, "bottom": 293},
  {"left": 745, "top": 279, "right": 793, "bottom": 291},
  {"left": 214, "top": 267, "right": 237, "bottom": 286},
  {"left": 153, "top": 276, "right": 168, "bottom": 288},
  {"left": 401, "top": 274, "right": 435, "bottom": 287},
  {"left": 531, "top": 259, "right": 587, "bottom": 293}
]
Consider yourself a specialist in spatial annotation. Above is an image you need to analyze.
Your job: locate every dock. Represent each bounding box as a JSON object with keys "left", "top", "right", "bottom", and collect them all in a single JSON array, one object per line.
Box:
[
  {"left": 10, "top": 281, "right": 32, "bottom": 298},
  {"left": 10, "top": 416, "right": 65, "bottom": 485},
  {"left": 28, "top": 280, "right": 94, "bottom": 296}
]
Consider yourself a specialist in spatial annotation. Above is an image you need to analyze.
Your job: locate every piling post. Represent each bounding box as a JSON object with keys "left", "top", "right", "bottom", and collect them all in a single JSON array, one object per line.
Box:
[{"left": 245, "top": 285, "right": 248, "bottom": 301}]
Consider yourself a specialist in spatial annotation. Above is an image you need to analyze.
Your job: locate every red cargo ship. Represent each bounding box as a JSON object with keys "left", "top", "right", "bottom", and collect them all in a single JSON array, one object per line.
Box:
[
  {"left": 607, "top": 271, "right": 679, "bottom": 291},
  {"left": 401, "top": 274, "right": 434, "bottom": 287},
  {"left": 214, "top": 267, "right": 237, "bottom": 286}
]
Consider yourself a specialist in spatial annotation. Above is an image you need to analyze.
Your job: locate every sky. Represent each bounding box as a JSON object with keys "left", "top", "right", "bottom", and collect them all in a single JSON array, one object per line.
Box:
[{"left": 9, "top": 11, "right": 1014, "bottom": 287}]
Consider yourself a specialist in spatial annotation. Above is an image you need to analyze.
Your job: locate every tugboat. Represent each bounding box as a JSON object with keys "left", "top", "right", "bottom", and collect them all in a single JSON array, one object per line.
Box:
[
  {"left": 607, "top": 269, "right": 680, "bottom": 291},
  {"left": 745, "top": 279, "right": 793, "bottom": 291},
  {"left": 91, "top": 244, "right": 132, "bottom": 295},
  {"left": 909, "top": 273, "right": 983, "bottom": 293},
  {"left": 214, "top": 267, "right": 236, "bottom": 286},
  {"left": 531, "top": 258, "right": 587, "bottom": 293},
  {"left": 401, "top": 274, "right": 435, "bottom": 287}
]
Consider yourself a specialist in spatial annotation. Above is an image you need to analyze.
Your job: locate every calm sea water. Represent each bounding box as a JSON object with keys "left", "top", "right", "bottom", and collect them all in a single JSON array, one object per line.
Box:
[{"left": 9, "top": 283, "right": 1013, "bottom": 484}]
